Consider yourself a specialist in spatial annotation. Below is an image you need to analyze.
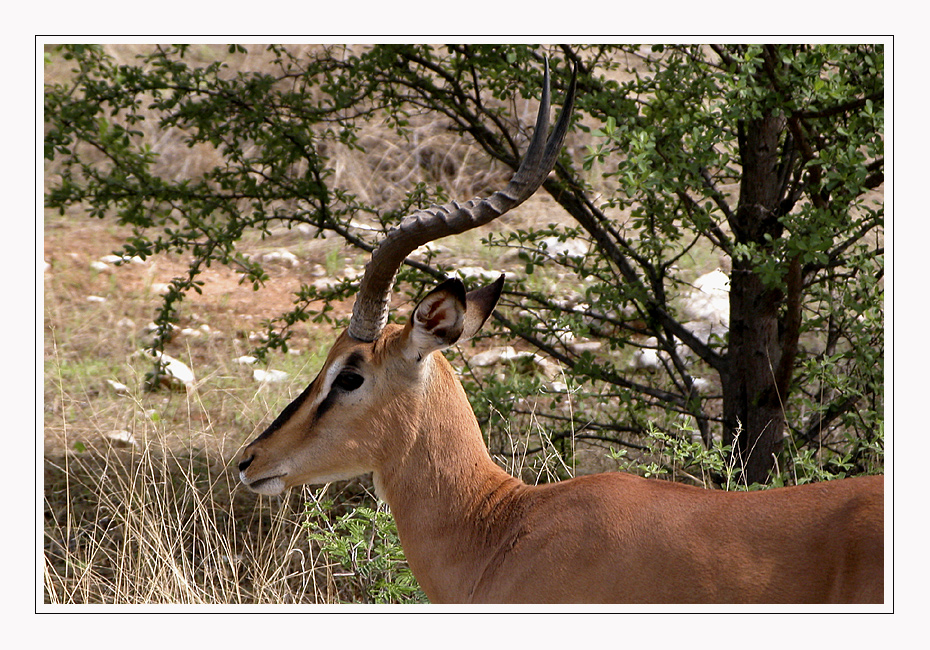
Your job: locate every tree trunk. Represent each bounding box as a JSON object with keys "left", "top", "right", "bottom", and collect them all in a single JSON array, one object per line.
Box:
[
  {"left": 722, "top": 266, "right": 786, "bottom": 483},
  {"left": 722, "top": 115, "right": 789, "bottom": 484}
]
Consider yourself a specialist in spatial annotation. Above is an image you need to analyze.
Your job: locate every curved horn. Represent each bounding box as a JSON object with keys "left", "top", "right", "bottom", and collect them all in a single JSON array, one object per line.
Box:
[{"left": 348, "top": 60, "right": 578, "bottom": 342}]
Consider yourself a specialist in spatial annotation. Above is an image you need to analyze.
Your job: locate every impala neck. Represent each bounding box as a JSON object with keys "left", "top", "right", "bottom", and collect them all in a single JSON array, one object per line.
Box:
[{"left": 371, "top": 353, "right": 525, "bottom": 603}]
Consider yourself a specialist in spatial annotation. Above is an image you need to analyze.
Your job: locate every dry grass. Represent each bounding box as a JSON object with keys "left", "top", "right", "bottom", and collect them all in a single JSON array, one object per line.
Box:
[{"left": 45, "top": 309, "right": 322, "bottom": 604}]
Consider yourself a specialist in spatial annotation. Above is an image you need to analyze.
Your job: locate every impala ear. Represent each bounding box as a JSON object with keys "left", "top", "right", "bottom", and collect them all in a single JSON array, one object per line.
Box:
[
  {"left": 461, "top": 274, "right": 504, "bottom": 341},
  {"left": 407, "top": 278, "right": 467, "bottom": 360},
  {"left": 406, "top": 275, "right": 504, "bottom": 360}
]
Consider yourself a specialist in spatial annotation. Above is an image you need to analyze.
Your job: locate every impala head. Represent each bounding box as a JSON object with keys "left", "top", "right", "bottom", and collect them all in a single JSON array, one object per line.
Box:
[
  {"left": 238, "top": 276, "right": 503, "bottom": 495},
  {"left": 238, "top": 62, "right": 576, "bottom": 496}
]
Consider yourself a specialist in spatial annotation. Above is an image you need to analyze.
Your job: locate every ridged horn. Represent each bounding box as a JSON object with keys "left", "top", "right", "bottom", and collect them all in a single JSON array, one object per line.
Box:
[{"left": 347, "top": 60, "right": 578, "bottom": 342}]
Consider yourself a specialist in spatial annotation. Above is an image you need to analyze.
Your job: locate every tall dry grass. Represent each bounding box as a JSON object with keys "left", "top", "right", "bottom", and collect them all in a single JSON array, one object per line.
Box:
[{"left": 43, "top": 349, "right": 323, "bottom": 604}]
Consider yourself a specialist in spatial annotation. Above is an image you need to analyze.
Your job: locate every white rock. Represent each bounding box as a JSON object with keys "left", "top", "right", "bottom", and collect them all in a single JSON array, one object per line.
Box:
[
  {"left": 469, "top": 346, "right": 518, "bottom": 367},
  {"left": 691, "top": 377, "right": 711, "bottom": 394},
  {"left": 158, "top": 353, "right": 195, "bottom": 387},
  {"left": 411, "top": 242, "right": 452, "bottom": 259},
  {"left": 683, "top": 320, "right": 728, "bottom": 348},
  {"left": 106, "top": 430, "right": 137, "bottom": 447},
  {"left": 150, "top": 282, "right": 171, "bottom": 295},
  {"left": 568, "top": 340, "right": 602, "bottom": 355},
  {"left": 139, "top": 350, "right": 195, "bottom": 390},
  {"left": 542, "top": 326, "right": 576, "bottom": 346},
  {"left": 529, "top": 354, "right": 560, "bottom": 378},
  {"left": 179, "top": 325, "right": 212, "bottom": 339},
  {"left": 454, "top": 267, "right": 515, "bottom": 283},
  {"left": 261, "top": 249, "right": 300, "bottom": 267},
  {"left": 100, "top": 254, "right": 144, "bottom": 265},
  {"left": 312, "top": 277, "right": 339, "bottom": 291},
  {"left": 86, "top": 295, "right": 106, "bottom": 303},
  {"left": 631, "top": 344, "right": 661, "bottom": 371},
  {"left": 341, "top": 266, "right": 362, "bottom": 280},
  {"left": 106, "top": 379, "right": 129, "bottom": 395},
  {"left": 253, "top": 369, "right": 289, "bottom": 383},
  {"left": 693, "top": 269, "right": 730, "bottom": 293},
  {"left": 234, "top": 355, "right": 258, "bottom": 365},
  {"left": 90, "top": 261, "right": 111, "bottom": 272},
  {"left": 541, "top": 236, "right": 589, "bottom": 259},
  {"left": 348, "top": 220, "right": 379, "bottom": 232},
  {"left": 468, "top": 346, "right": 558, "bottom": 378},
  {"left": 683, "top": 269, "right": 730, "bottom": 327}
]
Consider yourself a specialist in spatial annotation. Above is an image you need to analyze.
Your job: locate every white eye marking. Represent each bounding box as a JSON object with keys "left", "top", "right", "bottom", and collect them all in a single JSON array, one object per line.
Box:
[{"left": 314, "top": 353, "right": 368, "bottom": 408}]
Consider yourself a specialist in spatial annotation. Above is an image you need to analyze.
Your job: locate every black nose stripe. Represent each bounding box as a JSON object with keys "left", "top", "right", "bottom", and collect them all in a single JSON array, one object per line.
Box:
[
  {"left": 254, "top": 380, "right": 315, "bottom": 442},
  {"left": 238, "top": 455, "right": 254, "bottom": 472}
]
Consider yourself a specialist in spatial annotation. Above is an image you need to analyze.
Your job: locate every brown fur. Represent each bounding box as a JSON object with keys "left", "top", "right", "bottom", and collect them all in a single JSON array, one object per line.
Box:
[{"left": 240, "top": 293, "right": 884, "bottom": 604}]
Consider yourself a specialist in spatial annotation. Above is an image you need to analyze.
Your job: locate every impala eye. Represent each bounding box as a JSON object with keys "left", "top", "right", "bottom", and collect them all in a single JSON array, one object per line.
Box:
[{"left": 334, "top": 369, "right": 364, "bottom": 392}]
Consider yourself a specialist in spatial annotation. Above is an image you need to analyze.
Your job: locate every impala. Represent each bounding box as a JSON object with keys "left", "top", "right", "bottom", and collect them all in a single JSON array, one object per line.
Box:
[{"left": 238, "top": 64, "right": 884, "bottom": 604}]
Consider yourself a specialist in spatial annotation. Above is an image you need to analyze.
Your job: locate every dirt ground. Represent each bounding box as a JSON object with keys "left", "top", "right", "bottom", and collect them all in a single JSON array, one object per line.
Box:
[{"left": 44, "top": 219, "right": 346, "bottom": 338}]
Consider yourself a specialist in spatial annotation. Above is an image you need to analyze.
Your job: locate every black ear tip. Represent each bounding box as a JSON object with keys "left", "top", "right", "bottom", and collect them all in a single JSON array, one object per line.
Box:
[
  {"left": 433, "top": 276, "right": 467, "bottom": 303},
  {"left": 488, "top": 274, "right": 505, "bottom": 300}
]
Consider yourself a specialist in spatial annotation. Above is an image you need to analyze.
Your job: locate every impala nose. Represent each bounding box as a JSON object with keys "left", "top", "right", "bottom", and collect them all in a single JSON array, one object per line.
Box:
[{"left": 238, "top": 455, "right": 254, "bottom": 473}]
